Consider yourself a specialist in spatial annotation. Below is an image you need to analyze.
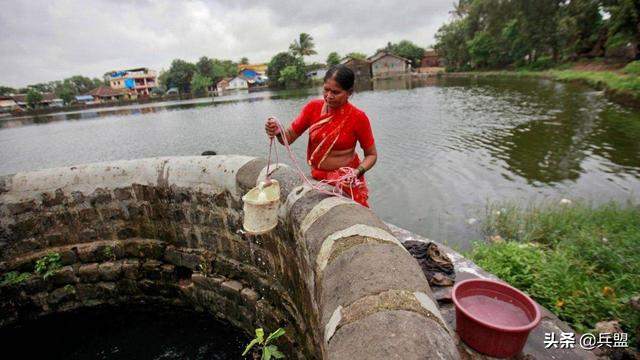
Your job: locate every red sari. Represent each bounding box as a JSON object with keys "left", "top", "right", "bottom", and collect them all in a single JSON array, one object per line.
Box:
[{"left": 291, "top": 99, "right": 375, "bottom": 207}]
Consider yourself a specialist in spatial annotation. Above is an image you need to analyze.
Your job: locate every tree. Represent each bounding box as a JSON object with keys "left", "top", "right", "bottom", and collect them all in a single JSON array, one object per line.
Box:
[
  {"left": 326, "top": 52, "right": 341, "bottom": 66},
  {"left": 346, "top": 52, "right": 367, "bottom": 60},
  {"left": 26, "top": 89, "right": 43, "bottom": 109},
  {"left": 190, "top": 73, "right": 213, "bottom": 97},
  {"left": 279, "top": 64, "right": 307, "bottom": 88},
  {"left": 58, "top": 86, "right": 75, "bottom": 105},
  {"left": 267, "top": 52, "right": 299, "bottom": 87},
  {"left": 603, "top": 0, "right": 640, "bottom": 59},
  {"left": 289, "top": 33, "right": 317, "bottom": 57},
  {"left": 240, "top": 57, "right": 249, "bottom": 65},
  {"left": 165, "top": 59, "right": 197, "bottom": 93},
  {"left": 0, "top": 86, "right": 16, "bottom": 96},
  {"left": 196, "top": 56, "right": 215, "bottom": 79},
  {"left": 467, "top": 31, "right": 500, "bottom": 68}
]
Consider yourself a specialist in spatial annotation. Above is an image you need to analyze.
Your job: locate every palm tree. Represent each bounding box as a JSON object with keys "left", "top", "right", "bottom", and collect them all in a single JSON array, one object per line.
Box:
[{"left": 289, "top": 33, "right": 317, "bottom": 58}]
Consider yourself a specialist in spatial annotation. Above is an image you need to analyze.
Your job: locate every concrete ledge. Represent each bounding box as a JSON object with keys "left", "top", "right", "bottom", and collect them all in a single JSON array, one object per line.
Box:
[{"left": 0, "top": 155, "right": 458, "bottom": 359}]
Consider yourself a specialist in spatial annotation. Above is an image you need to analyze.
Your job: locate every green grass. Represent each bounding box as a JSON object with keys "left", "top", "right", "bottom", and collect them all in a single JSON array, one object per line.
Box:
[
  {"left": 547, "top": 69, "right": 640, "bottom": 93},
  {"left": 468, "top": 201, "right": 640, "bottom": 339},
  {"left": 622, "top": 61, "right": 640, "bottom": 76}
]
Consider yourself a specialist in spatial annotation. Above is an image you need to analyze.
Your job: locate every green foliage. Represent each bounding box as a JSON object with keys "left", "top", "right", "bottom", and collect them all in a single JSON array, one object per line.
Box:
[
  {"left": 345, "top": 52, "right": 367, "bottom": 60},
  {"left": 26, "top": 89, "right": 43, "bottom": 109},
  {"left": 59, "top": 86, "right": 75, "bottom": 105},
  {"left": 0, "top": 85, "right": 16, "bottom": 96},
  {"left": 163, "top": 59, "right": 197, "bottom": 94},
  {"left": 240, "top": 57, "right": 249, "bottom": 65},
  {"left": 469, "top": 202, "right": 640, "bottom": 341},
  {"left": 268, "top": 52, "right": 304, "bottom": 88},
  {"left": 279, "top": 65, "right": 307, "bottom": 89},
  {"left": 190, "top": 73, "right": 213, "bottom": 97},
  {"left": 467, "top": 31, "right": 499, "bottom": 68},
  {"left": 289, "top": 33, "right": 317, "bottom": 58},
  {"left": 326, "top": 52, "right": 341, "bottom": 66},
  {"left": 35, "top": 252, "right": 63, "bottom": 280},
  {"left": 435, "top": 0, "right": 640, "bottom": 69},
  {"left": 103, "top": 246, "right": 116, "bottom": 261},
  {"left": 622, "top": 61, "right": 640, "bottom": 75},
  {"left": 242, "top": 328, "right": 285, "bottom": 359},
  {"left": 0, "top": 271, "right": 31, "bottom": 286},
  {"left": 381, "top": 40, "right": 425, "bottom": 67}
]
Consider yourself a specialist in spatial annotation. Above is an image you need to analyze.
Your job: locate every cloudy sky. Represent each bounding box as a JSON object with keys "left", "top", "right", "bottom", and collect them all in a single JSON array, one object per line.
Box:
[{"left": 0, "top": 0, "right": 454, "bottom": 87}]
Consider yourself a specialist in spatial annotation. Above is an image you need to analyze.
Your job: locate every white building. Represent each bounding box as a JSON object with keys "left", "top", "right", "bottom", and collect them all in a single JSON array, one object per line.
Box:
[
  {"left": 368, "top": 51, "right": 411, "bottom": 78},
  {"left": 228, "top": 76, "right": 249, "bottom": 90}
]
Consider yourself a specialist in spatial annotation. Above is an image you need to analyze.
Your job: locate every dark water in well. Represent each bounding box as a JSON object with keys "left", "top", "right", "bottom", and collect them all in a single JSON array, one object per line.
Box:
[
  {"left": 1, "top": 76, "right": 639, "bottom": 248},
  {"left": 0, "top": 305, "right": 248, "bottom": 359}
]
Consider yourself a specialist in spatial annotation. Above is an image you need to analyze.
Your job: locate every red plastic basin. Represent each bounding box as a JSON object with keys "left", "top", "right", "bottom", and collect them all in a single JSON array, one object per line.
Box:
[{"left": 452, "top": 279, "right": 541, "bottom": 358}]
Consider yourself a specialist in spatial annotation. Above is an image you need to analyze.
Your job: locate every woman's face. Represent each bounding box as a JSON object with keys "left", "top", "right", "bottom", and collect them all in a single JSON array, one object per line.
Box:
[{"left": 323, "top": 78, "right": 350, "bottom": 108}]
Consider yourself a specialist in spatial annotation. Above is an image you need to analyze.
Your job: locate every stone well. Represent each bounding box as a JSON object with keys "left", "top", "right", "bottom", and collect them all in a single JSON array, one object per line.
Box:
[{"left": 0, "top": 156, "right": 459, "bottom": 359}]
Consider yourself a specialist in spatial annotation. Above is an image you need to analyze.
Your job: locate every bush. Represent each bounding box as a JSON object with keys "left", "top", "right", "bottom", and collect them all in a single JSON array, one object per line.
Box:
[
  {"left": 469, "top": 202, "right": 640, "bottom": 340},
  {"left": 622, "top": 61, "right": 640, "bottom": 76}
]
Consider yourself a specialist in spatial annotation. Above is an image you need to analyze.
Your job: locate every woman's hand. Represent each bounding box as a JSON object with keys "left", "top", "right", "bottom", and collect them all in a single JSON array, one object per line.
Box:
[{"left": 264, "top": 117, "right": 280, "bottom": 139}]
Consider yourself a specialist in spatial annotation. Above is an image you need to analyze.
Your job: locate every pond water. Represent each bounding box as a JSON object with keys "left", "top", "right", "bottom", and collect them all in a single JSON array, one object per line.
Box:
[
  {"left": 0, "top": 304, "right": 248, "bottom": 359},
  {"left": 1, "top": 76, "right": 639, "bottom": 249}
]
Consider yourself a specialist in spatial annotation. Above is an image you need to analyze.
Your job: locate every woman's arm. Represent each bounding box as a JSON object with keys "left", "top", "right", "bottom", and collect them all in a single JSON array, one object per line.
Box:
[
  {"left": 265, "top": 119, "right": 301, "bottom": 145},
  {"left": 276, "top": 126, "right": 301, "bottom": 145},
  {"left": 358, "top": 144, "right": 377, "bottom": 176}
]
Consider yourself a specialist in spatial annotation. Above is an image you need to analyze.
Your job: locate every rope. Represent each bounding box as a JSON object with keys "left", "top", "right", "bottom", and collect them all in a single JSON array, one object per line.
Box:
[{"left": 264, "top": 116, "right": 363, "bottom": 202}]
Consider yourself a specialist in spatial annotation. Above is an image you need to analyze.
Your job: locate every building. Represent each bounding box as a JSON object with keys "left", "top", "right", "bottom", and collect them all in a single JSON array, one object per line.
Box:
[
  {"left": 340, "top": 57, "right": 372, "bottom": 80},
  {"left": 75, "top": 95, "right": 95, "bottom": 105},
  {"left": 104, "top": 67, "right": 157, "bottom": 96},
  {"left": 228, "top": 76, "right": 249, "bottom": 90},
  {"left": 238, "top": 63, "right": 268, "bottom": 74},
  {"left": 216, "top": 78, "right": 231, "bottom": 93},
  {"left": 368, "top": 51, "right": 411, "bottom": 78},
  {"left": 11, "top": 93, "right": 63, "bottom": 109},
  {"left": 306, "top": 68, "right": 328, "bottom": 80},
  {"left": 88, "top": 86, "right": 127, "bottom": 103},
  {"left": 421, "top": 49, "right": 441, "bottom": 67},
  {"left": 0, "top": 96, "right": 19, "bottom": 112}
]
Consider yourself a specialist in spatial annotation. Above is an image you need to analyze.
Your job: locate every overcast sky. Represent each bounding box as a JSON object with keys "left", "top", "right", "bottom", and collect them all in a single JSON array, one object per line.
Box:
[{"left": 0, "top": 0, "right": 454, "bottom": 87}]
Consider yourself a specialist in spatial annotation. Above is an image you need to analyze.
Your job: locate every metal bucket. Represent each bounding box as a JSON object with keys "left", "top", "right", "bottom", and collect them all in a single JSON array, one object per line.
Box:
[{"left": 242, "top": 180, "right": 280, "bottom": 235}]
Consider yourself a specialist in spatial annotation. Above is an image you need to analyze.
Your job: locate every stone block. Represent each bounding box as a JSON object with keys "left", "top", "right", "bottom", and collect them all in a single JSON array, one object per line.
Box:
[
  {"left": 78, "top": 263, "right": 100, "bottom": 282},
  {"left": 122, "top": 259, "right": 141, "bottom": 279},
  {"left": 78, "top": 229, "right": 98, "bottom": 242},
  {"left": 164, "top": 247, "right": 204, "bottom": 270},
  {"left": 142, "top": 262, "right": 162, "bottom": 280},
  {"left": 50, "top": 266, "right": 78, "bottom": 286},
  {"left": 98, "top": 261, "right": 122, "bottom": 281},
  {"left": 7, "top": 200, "right": 36, "bottom": 216},
  {"left": 267, "top": 165, "right": 304, "bottom": 200},
  {"left": 113, "top": 188, "right": 133, "bottom": 201},
  {"left": 89, "top": 188, "right": 112, "bottom": 206},
  {"left": 122, "top": 239, "right": 164, "bottom": 259},
  {"left": 327, "top": 310, "right": 458, "bottom": 360},
  {"left": 320, "top": 243, "right": 430, "bottom": 328},
  {"left": 241, "top": 287, "right": 259, "bottom": 304},
  {"left": 191, "top": 273, "right": 224, "bottom": 291},
  {"left": 41, "top": 189, "right": 65, "bottom": 207},
  {"left": 304, "top": 204, "right": 388, "bottom": 264},
  {"left": 117, "top": 227, "right": 138, "bottom": 239},
  {"left": 236, "top": 158, "right": 268, "bottom": 193},
  {"left": 48, "top": 285, "right": 76, "bottom": 305}
]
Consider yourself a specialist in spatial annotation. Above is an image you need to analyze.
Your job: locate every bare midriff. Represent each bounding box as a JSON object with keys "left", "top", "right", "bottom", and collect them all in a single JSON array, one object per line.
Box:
[{"left": 317, "top": 147, "right": 356, "bottom": 170}]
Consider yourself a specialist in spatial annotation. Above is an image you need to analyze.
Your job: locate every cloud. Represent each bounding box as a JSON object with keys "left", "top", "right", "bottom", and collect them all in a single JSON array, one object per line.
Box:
[{"left": 0, "top": 0, "right": 453, "bottom": 87}]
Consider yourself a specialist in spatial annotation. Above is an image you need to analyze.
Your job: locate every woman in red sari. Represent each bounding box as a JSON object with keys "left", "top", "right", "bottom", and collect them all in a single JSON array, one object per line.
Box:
[{"left": 264, "top": 65, "right": 377, "bottom": 207}]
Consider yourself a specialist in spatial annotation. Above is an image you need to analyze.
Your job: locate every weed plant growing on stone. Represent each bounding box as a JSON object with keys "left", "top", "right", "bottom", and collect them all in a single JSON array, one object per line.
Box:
[
  {"left": 0, "top": 271, "right": 31, "bottom": 286},
  {"left": 242, "top": 327, "right": 285, "bottom": 359},
  {"left": 469, "top": 201, "right": 640, "bottom": 342},
  {"left": 35, "top": 252, "right": 63, "bottom": 280}
]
